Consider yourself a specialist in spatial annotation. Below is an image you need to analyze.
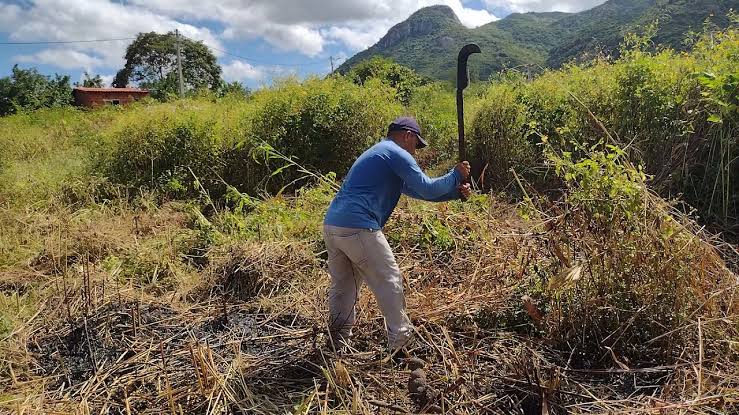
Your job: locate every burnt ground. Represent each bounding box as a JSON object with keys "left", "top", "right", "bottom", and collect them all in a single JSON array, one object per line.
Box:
[{"left": 28, "top": 299, "right": 323, "bottom": 414}]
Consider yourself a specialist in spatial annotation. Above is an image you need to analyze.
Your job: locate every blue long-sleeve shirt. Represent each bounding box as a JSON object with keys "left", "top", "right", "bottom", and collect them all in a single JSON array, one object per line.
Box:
[{"left": 324, "top": 138, "right": 462, "bottom": 230}]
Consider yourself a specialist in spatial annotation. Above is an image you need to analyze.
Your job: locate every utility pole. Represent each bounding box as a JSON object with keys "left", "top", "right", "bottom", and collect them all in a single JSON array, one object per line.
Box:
[
  {"left": 330, "top": 56, "right": 335, "bottom": 73},
  {"left": 175, "top": 29, "right": 184, "bottom": 98}
]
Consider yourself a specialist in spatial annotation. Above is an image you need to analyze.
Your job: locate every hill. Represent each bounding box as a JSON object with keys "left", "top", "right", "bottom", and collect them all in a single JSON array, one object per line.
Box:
[
  {"left": 338, "top": 0, "right": 736, "bottom": 80},
  {"left": 339, "top": 5, "right": 569, "bottom": 81},
  {"left": 546, "top": 0, "right": 736, "bottom": 66}
]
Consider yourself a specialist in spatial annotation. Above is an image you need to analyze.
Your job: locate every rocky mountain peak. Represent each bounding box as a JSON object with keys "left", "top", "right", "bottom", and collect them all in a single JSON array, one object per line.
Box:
[{"left": 376, "top": 5, "right": 461, "bottom": 50}]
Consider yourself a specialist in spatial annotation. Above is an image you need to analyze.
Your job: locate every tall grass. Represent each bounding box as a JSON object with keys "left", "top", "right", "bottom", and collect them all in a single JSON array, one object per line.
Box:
[{"left": 469, "top": 24, "right": 739, "bottom": 235}]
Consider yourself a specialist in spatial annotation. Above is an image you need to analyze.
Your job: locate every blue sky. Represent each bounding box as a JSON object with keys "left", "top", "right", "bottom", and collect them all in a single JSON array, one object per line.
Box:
[{"left": 0, "top": 0, "right": 605, "bottom": 89}]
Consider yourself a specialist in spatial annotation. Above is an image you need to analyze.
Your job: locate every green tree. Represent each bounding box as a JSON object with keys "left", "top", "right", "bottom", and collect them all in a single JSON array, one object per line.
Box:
[
  {"left": 113, "top": 31, "right": 222, "bottom": 99},
  {"left": 347, "top": 57, "right": 430, "bottom": 104},
  {"left": 218, "top": 80, "right": 251, "bottom": 98},
  {"left": 76, "top": 71, "right": 105, "bottom": 88},
  {"left": 0, "top": 65, "right": 72, "bottom": 116}
]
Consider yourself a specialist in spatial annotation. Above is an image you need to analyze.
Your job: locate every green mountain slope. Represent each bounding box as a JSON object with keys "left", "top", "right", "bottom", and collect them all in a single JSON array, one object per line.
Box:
[
  {"left": 338, "top": 0, "right": 736, "bottom": 80},
  {"left": 339, "top": 5, "right": 569, "bottom": 81},
  {"left": 547, "top": 0, "right": 736, "bottom": 67}
]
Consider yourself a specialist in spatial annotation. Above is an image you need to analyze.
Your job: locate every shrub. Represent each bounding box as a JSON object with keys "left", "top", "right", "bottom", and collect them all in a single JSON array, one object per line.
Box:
[
  {"left": 468, "top": 25, "right": 738, "bottom": 234},
  {"left": 96, "top": 77, "right": 401, "bottom": 200},
  {"left": 346, "top": 56, "right": 431, "bottom": 105},
  {"left": 530, "top": 143, "right": 736, "bottom": 367},
  {"left": 407, "top": 83, "right": 458, "bottom": 162},
  {"left": 101, "top": 114, "right": 224, "bottom": 198},
  {"left": 240, "top": 76, "right": 402, "bottom": 192},
  {"left": 467, "top": 84, "right": 534, "bottom": 187}
]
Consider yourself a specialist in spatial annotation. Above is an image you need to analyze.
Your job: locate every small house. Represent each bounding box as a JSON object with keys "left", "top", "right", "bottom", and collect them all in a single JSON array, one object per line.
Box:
[{"left": 73, "top": 87, "right": 149, "bottom": 108}]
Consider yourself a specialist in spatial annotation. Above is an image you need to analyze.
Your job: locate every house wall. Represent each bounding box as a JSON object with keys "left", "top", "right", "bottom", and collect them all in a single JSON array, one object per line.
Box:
[{"left": 73, "top": 91, "right": 148, "bottom": 107}]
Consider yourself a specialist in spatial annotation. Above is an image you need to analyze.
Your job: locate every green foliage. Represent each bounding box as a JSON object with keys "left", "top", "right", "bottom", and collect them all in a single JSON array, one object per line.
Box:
[
  {"left": 468, "top": 84, "right": 534, "bottom": 186},
  {"left": 0, "top": 106, "right": 114, "bottom": 206},
  {"left": 406, "top": 82, "right": 458, "bottom": 159},
  {"left": 347, "top": 57, "right": 430, "bottom": 104},
  {"left": 526, "top": 143, "right": 731, "bottom": 365},
  {"left": 101, "top": 114, "right": 223, "bottom": 198},
  {"left": 216, "top": 180, "right": 336, "bottom": 242},
  {"left": 113, "top": 32, "right": 221, "bottom": 99},
  {"left": 0, "top": 65, "right": 72, "bottom": 116},
  {"left": 546, "top": 141, "right": 647, "bottom": 228},
  {"left": 76, "top": 72, "right": 105, "bottom": 88},
  {"left": 419, "top": 217, "right": 454, "bottom": 251},
  {"left": 245, "top": 77, "right": 402, "bottom": 190},
  {"left": 470, "top": 25, "right": 739, "bottom": 234},
  {"left": 217, "top": 80, "right": 251, "bottom": 98},
  {"left": 95, "top": 76, "right": 400, "bottom": 199}
]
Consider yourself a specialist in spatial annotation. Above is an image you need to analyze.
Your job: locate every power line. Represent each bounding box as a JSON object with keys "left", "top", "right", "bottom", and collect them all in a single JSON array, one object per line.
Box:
[{"left": 0, "top": 37, "right": 136, "bottom": 45}]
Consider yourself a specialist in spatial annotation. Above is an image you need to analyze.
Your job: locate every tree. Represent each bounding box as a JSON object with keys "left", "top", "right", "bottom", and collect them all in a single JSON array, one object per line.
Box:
[
  {"left": 347, "top": 57, "right": 431, "bottom": 104},
  {"left": 75, "top": 72, "right": 104, "bottom": 88},
  {"left": 113, "top": 31, "right": 221, "bottom": 99},
  {"left": 218, "top": 80, "right": 251, "bottom": 98},
  {"left": 0, "top": 65, "right": 72, "bottom": 116}
]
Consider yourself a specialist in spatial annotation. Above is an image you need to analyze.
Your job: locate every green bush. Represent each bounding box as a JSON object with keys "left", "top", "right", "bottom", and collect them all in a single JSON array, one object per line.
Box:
[
  {"left": 95, "top": 77, "right": 402, "bottom": 199},
  {"left": 468, "top": 84, "right": 534, "bottom": 186},
  {"left": 531, "top": 144, "right": 733, "bottom": 366},
  {"left": 346, "top": 57, "right": 431, "bottom": 105},
  {"left": 407, "top": 83, "right": 458, "bottom": 161},
  {"left": 468, "top": 25, "right": 738, "bottom": 234},
  {"left": 101, "top": 114, "right": 224, "bottom": 198},
  {"left": 240, "top": 76, "right": 402, "bottom": 192}
]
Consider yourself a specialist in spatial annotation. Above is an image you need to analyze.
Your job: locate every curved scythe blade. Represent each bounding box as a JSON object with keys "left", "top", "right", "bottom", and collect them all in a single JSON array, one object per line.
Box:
[{"left": 457, "top": 43, "right": 481, "bottom": 163}]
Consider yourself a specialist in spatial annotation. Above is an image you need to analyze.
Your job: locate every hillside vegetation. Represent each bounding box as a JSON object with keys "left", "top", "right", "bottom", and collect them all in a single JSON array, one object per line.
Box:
[
  {"left": 338, "top": 0, "right": 736, "bottom": 81},
  {"left": 0, "top": 23, "right": 737, "bottom": 414}
]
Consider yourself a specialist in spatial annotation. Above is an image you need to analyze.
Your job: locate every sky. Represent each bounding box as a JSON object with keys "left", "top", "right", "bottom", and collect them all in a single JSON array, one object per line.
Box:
[{"left": 0, "top": 0, "right": 607, "bottom": 88}]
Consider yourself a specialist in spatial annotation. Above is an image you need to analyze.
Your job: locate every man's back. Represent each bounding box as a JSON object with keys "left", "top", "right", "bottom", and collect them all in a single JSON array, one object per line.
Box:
[{"left": 324, "top": 139, "right": 405, "bottom": 230}]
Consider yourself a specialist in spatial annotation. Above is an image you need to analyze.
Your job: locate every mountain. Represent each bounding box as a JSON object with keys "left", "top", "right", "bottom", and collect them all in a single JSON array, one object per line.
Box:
[
  {"left": 338, "top": 0, "right": 736, "bottom": 81},
  {"left": 546, "top": 0, "right": 735, "bottom": 67},
  {"left": 339, "top": 5, "right": 569, "bottom": 81}
]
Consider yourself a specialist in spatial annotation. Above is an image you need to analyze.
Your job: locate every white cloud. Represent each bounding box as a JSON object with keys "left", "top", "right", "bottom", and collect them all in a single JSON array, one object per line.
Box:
[
  {"left": 224, "top": 23, "right": 326, "bottom": 57},
  {"left": 221, "top": 60, "right": 266, "bottom": 82},
  {"left": 0, "top": 3, "right": 22, "bottom": 28},
  {"left": 322, "top": 25, "right": 390, "bottom": 51},
  {"left": 16, "top": 49, "right": 103, "bottom": 71},
  {"left": 99, "top": 74, "right": 115, "bottom": 87},
  {"left": 483, "top": 0, "right": 606, "bottom": 13},
  {"left": 130, "top": 0, "right": 497, "bottom": 54},
  {"left": 2, "top": 0, "right": 221, "bottom": 71},
  {"left": 0, "top": 0, "right": 506, "bottom": 74}
]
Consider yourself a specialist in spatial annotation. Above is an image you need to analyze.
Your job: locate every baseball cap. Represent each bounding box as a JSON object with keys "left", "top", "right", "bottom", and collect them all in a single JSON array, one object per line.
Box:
[{"left": 388, "top": 116, "right": 428, "bottom": 148}]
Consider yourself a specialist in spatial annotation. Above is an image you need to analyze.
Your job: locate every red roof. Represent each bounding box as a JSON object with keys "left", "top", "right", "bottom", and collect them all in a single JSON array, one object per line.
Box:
[{"left": 73, "top": 87, "right": 149, "bottom": 93}]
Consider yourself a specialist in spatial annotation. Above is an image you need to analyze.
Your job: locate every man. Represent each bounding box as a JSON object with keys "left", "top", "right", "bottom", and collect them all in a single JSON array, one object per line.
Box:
[{"left": 323, "top": 116, "right": 471, "bottom": 352}]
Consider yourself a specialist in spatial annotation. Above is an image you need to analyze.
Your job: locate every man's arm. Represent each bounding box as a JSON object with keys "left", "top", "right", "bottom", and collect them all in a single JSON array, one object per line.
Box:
[
  {"left": 388, "top": 151, "right": 462, "bottom": 200},
  {"left": 402, "top": 175, "right": 461, "bottom": 201}
]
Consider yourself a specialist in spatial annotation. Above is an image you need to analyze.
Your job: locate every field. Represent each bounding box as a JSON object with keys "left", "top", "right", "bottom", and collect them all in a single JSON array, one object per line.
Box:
[{"left": 0, "top": 25, "right": 737, "bottom": 414}]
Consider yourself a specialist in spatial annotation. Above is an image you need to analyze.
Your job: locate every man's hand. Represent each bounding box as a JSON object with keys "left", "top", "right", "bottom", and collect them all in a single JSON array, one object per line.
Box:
[
  {"left": 458, "top": 183, "right": 472, "bottom": 199},
  {"left": 455, "top": 161, "right": 471, "bottom": 179}
]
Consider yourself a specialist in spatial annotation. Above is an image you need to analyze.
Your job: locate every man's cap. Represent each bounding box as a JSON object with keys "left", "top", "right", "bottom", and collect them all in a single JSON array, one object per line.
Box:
[{"left": 388, "top": 116, "right": 428, "bottom": 148}]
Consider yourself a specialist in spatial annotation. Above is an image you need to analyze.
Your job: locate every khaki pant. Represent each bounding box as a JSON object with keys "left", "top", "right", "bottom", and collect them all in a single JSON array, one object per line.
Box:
[{"left": 323, "top": 224, "right": 413, "bottom": 349}]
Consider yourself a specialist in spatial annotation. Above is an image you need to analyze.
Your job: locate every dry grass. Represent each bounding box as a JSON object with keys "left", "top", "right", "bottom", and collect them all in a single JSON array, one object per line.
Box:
[{"left": 0, "top": 188, "right": 737, "bottom": 414}]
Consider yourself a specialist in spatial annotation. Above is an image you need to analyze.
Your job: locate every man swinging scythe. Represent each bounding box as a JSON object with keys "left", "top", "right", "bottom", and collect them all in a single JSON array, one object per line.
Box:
[{"left": 322, "top": 44, "right": 481, "bottom": 353}]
